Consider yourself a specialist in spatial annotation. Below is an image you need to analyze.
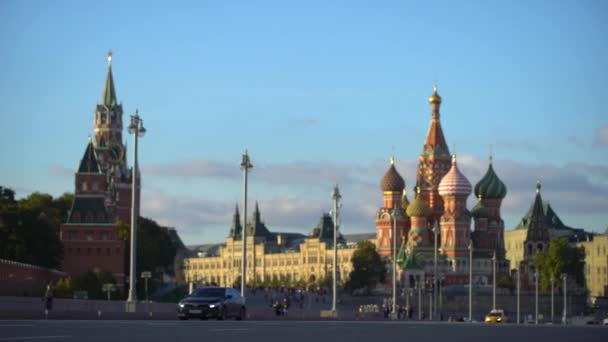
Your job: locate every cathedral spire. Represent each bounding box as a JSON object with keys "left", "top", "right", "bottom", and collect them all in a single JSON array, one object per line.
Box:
[
  {"left": 229, "top": 203, "right": 242, "bottom": 239},
  {"left": 102, "top": 51, "right": 118, "bottom": 108}
]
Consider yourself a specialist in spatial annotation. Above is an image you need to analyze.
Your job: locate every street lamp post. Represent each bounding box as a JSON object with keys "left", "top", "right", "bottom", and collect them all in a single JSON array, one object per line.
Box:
[
  {"left": 240, "top": 151, "right": 252, "bottom": 298},
  {"left": 550, "top": 275, "right": 555, "bottom": 323},
  {"left": 534, "top": 270, "right": 539, "bottom": 325},
  {"left": 492, "top": 251, "right": 496, "bottom": 310},
  {"left": 391, "top": 208, "right": 400, "bottom": 316},
  {"left": 126, "top": 110, "right": 146, "bottom": 312},
  {"left": 468, "top": 240, "right": 473, "bottom": 322},
  {"left": 561, "top": 273, "right": 567, "bottom": 325},
  {"left": 417, "top": 279, "right": 422, "bottom": 320},
  {"left": 516, "top": 262, "right": 520, "bottom": 325},
  {"left": 331, "top": 185, "right": 341, "bottom": 314},
  {"left": 432, "top": 221, "right": 439, "bottom": 320}
]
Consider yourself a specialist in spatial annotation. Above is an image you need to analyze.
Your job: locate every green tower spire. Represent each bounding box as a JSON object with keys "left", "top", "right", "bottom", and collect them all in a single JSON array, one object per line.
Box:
[{"left": 102, "top": 51, "right": 118, "bottom": 108}]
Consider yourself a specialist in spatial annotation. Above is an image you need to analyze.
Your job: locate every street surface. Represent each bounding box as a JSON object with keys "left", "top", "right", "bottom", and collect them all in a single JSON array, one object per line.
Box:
[{"left": 1, "top": 320, "right": 606, "bottom": 342}]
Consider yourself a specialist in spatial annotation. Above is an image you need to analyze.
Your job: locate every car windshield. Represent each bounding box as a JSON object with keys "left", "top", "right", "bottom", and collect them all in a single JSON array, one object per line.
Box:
[
  {"left": 488, "top": 312, "right": 502, "bottom": 317},
  {"left": 192, "top": 288, "right": 225, "bottom": 298}
]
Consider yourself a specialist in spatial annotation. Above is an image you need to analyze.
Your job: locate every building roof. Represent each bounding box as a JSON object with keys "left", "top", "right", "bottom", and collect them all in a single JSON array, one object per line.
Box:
[
  {"left": 309, "top": 213, "right": 346, "bottom": 246},
  {"left": 246, "top": 202, "right": 273, "bottom": 239},
  {"left": 402, "top": 251, "right": 422, "bottom": 270},
  {"left": 102, "top": 56, "right": 118, "bottom": 109},
  {"left": 513, "top": 185, "right": 593, "bottom": 243},
  {"left": 517, "top": 181, "right": 551, "bottom": 243},
  {"left": 77, "top": 140, "right": 101, "bottom": 174},
  {"left": 228, "top": 204, "right": 242, "bottom": 239},
  {"left": 66, "top": 197, "right": 111, "bottom": 224}
]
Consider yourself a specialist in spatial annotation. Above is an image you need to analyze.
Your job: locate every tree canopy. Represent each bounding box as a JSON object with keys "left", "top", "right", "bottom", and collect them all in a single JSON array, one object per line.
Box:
[
  {"left": 345, "top": 240, "right": 386, "bottom": 293},
  {"left": 0, "top": 188, "right": 68, "bottom": 268},
  {"left": 534, "top": 237, "right": 586, "bottom": 290}
]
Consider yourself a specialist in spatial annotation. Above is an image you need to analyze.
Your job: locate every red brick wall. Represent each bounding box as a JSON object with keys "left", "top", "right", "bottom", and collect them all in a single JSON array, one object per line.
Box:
[
  {"left": 60, "top": 223, "right": 125, "bottom": 285},
  {"left": 0, "top": 259, "right": 67, "bottom": 296}
]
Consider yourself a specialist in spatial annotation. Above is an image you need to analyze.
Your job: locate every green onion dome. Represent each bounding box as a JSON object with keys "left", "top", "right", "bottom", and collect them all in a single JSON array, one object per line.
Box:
[
  {"left": 406, "top": 188, "right": 432, "bottom": 218},
  {"left": 471, "top": 195, "right": 490, "bottom": 218},
  {"left": 474, "top": 161, "right": 507, "bottom": 199}
]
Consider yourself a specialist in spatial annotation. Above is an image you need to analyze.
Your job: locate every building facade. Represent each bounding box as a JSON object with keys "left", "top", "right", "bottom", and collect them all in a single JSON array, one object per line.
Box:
[
  {"left": 184, "top": 206, "right": 364, "bottom": 287},
  {"left": 578, "top": 234, "right": 608, "bottom": 300},
  {"left": 59, "top": 53, "right": 137, "bottom": 285}
]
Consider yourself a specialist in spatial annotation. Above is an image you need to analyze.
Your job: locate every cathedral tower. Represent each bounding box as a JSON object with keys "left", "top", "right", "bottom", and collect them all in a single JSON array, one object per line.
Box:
[
  {"left": 438, "top": 155, "right": 472, "bottom": 258},
  {"left": 405, "top": 187, "right": 433, "bottom": 256},
  {"left": 474, "top": 155, "right": 508, "bottom": 259},
  {"left": 523, "top": 180, "right": 550, "bottom": 262},
  {"left": 375, "top": 156, "right": 409, "bottom": 257},
  {"left": 416, "top": 85, "right": 452, "bottom": 224}
]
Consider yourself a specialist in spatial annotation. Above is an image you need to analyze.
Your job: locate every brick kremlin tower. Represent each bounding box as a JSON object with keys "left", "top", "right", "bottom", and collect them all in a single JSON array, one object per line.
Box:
[
  {"left": 375, "top": 156, "right": 409, "bottom": 257},
  {"left": 60, "top": 53, "right": 138, "bottom": 285}
]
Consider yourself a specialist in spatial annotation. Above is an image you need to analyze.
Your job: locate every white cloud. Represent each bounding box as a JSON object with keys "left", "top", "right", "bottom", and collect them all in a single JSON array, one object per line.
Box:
[{"left": 84, "top": 156, "right": 608, "bottom": 244}]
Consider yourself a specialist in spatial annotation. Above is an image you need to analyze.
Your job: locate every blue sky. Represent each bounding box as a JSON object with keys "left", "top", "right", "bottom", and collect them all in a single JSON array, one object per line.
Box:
[{"left": 1, "top": 0, "right": 607, "bottom": 245}]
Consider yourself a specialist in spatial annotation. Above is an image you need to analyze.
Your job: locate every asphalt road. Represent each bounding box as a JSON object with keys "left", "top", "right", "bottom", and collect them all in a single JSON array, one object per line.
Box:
[{"left": 1, "top": 320, "right": 607, "bottom": 342}]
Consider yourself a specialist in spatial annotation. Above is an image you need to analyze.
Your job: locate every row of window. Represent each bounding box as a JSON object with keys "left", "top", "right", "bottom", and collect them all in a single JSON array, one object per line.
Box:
[
  {"left": 66, "top": 247, "right": 121, "bottom": 256},
  {"left": 70, "top": 211, "right": 106, "bottom": 223},
  {"left": 65, "top": 231, "right": 112, "bottom": 241},
  {"left": 585, "top": 265, "right": 608, "bottom": 275}
]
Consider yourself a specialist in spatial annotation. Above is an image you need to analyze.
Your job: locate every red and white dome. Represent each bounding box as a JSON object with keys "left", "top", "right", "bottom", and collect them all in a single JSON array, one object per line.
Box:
[{"left": 438, "top": 156, "right": 472, "bottom": 197}]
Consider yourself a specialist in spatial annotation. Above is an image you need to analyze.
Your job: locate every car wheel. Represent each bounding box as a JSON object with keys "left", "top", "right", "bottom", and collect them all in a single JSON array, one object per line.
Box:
[
  {"left": 218, "top": 307, "right": 227, "bottom": 320},
  {"left": 178, "top": 316, "right": 188, "bottom": 321},
  {"left": 236, "top": 307, "right": 246, "bottom": 321}
]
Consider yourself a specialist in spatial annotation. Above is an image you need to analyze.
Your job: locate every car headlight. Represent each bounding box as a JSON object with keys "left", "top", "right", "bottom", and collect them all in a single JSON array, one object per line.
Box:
[
  {"left": 178, "top": 302, "right": 185, "bottom": 308},
  {"left": 209, "top": 302, "right": 221, "bottom": 308},
  {"left": 497, "top": 318, "right": 502, "bottom": 322}
]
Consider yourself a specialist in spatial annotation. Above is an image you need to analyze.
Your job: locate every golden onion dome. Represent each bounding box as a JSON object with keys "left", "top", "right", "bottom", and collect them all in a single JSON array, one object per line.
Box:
[{"left": 428, "top": 84, "right": 442, "bottom": 104}]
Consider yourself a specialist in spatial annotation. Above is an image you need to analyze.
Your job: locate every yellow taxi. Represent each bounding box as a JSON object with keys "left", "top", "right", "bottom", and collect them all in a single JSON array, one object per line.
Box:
[{"left": 485, "top": 309, "right": 508, "bottom": 323}]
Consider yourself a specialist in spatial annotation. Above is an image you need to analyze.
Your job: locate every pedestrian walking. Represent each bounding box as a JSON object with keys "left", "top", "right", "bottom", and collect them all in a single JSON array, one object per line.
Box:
[{"left": 43, "top": 283, "right": 53, "bottom": 318}]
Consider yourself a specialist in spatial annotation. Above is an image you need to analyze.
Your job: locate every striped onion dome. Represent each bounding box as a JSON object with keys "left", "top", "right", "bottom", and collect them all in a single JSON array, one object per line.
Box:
[
  {"left": 474, "top": 160, "right": 507, "bottom": 199},
  {"left": 406, "top": 188, "right": 432, "bottom": 218},
  {"left": 438, "top": 155, "right": 472, "bottom": 197},
  {"left": 380, "top": 158, "right": 405, "bottom": 193}
]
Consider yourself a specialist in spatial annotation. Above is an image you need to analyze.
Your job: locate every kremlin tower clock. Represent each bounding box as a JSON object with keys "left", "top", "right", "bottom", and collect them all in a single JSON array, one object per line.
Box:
[{"left": 59, "top": 52, "right": 140, "bottom": 287}]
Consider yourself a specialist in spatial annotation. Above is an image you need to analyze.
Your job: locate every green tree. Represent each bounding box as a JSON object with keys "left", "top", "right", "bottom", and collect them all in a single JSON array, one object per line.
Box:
[
  {"left": 534, "top": 237, "right": 586, "bottom": 290},
  {"left": 345, "top": 240, "right": 386, "bottom": 293},
  {"left": 0, "top": 186, "right": 16, "bottom": 204},
  {"left": 0, "top": 203, "right": 63, "bottom": 268},
  {"left": 496, "top": 274, "right": 513, "bottom": 293},
  {"left": 54, "top": 277, "right": 75, "bottom": 298},
  {"left": 73, "top": 267, "right": 115, "bottom": 299},
  {"left": 122, "top": 217, "right": 178, "bottom": 297}
]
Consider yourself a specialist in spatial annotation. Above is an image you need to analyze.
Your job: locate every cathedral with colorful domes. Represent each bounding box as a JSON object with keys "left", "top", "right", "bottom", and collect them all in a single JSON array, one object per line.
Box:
[{"left": 375, "top": 85, "right": 510, "bottom": 287}]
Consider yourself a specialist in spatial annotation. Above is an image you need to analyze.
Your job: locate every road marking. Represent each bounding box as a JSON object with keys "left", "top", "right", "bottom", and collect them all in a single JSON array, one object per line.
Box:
[
  {"left": 208, "top": 328, "right": 250, "bottom": 332},
  {"left": 0, "top": 336, "right": 70, "bottom": 341},
  {"left": 0, "top": 325, "right": 35, "bottom": 327},
  {"left": 146, "top": 322, "right": 177, "bottom": 326}
]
